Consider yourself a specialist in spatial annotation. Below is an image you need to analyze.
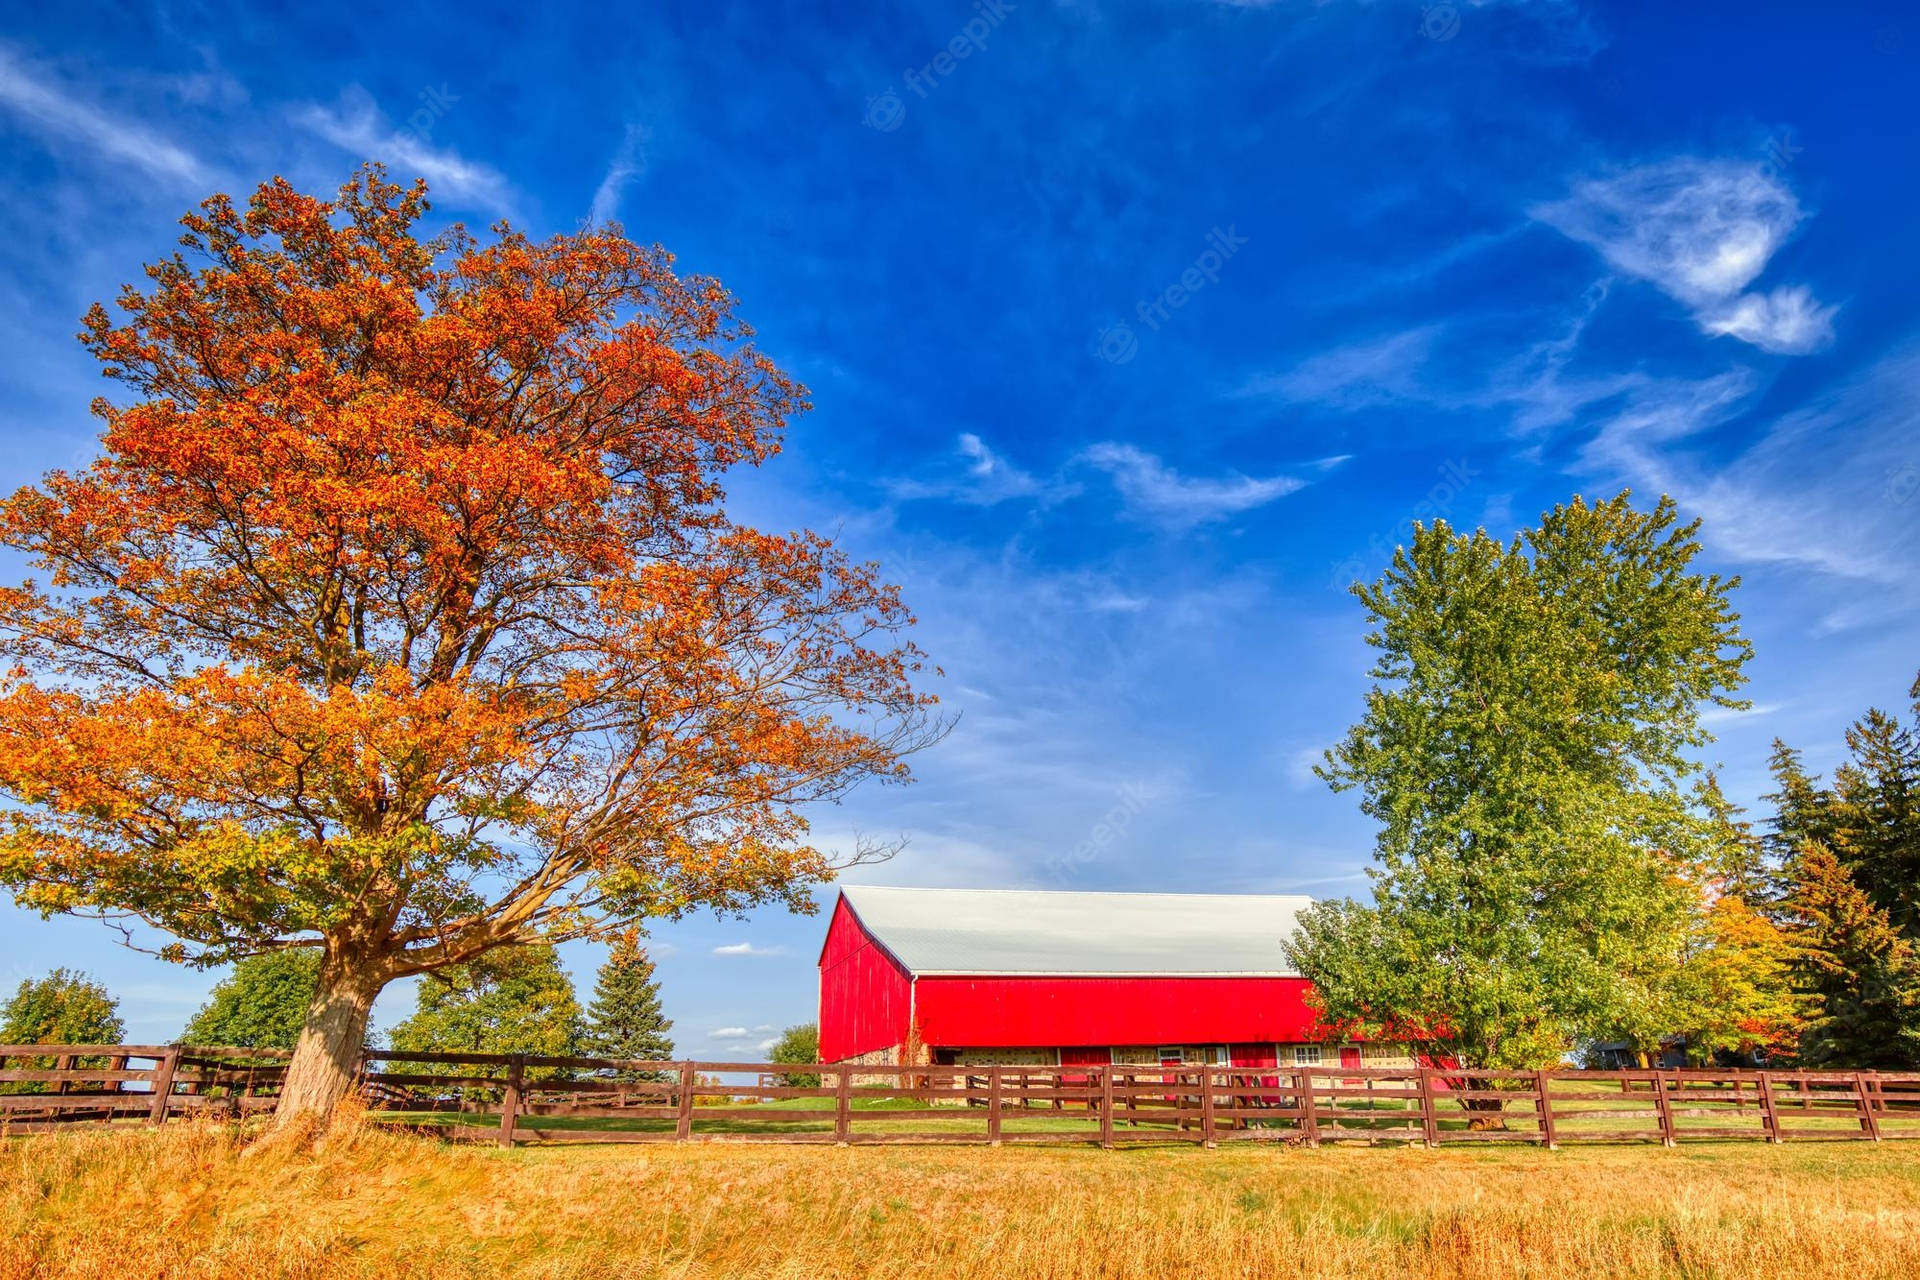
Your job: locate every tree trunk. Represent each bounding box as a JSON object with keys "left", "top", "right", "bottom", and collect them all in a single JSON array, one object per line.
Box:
[{"left": 272, "top": 950, "right": 385, "bottom": 1132}]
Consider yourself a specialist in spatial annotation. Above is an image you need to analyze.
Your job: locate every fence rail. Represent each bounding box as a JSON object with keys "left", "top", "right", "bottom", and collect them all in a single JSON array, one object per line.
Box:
[{"left": 4, "top": 1044, "right": 1918, "bottom": 1148}]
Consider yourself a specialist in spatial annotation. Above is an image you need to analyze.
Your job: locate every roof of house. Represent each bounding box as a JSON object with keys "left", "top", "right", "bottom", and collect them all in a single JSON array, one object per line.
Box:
[{"left": 831, "top": 885, "right": 1314, "bottom": 977}]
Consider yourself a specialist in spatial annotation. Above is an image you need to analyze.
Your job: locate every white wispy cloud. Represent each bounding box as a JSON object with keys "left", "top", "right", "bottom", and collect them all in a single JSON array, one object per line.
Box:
[
  {"left": 709, "top": 1025, "right": 751, "bottom": 1039},
  {"left": 1080, "top": 442, "right": 1304, "bottom": 529},
  {"left": 293, "top": 86, "right": 513, "bottom": 216},
  {"left": 0, "top": 45, "right": 208, "bottom": 185},
  {"left": 589, "top": 123, "right": 649, "bottom": 225},
  {"left": 712, "top": 941, "right": 789, "bottom": 957},
  {"left": 1533, "top": 157, "right": 1835, "bottom": 354},
  {"left": 1242, "top": 327, "right": 1439, "bottom": 410},
  {"left": 889, "top": 432, "right": 1073, "bottom": 507},
  {"left": 1580, "top": 350, "right": 1920, "bottom": 619}
]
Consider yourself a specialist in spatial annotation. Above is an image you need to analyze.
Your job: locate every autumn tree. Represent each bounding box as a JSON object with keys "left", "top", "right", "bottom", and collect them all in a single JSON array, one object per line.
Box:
[
  {"left": 1286, "top": 494, "right": 1751, "bottom": 1070},
  {"left": 0, "top": 170, "right": 936, "bottom": 1128},
  {"left": 580, "top": 931, "right": 675, "bottom": 1080},
  {"left": 1679, "top": 895, "right": 1806, "bottom": 1065}
]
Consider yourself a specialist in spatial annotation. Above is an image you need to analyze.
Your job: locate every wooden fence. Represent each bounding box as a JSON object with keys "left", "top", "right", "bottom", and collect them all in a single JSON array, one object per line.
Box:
[{"left": 5, "top": 1044, "right": 1919, "bottom": 1149}]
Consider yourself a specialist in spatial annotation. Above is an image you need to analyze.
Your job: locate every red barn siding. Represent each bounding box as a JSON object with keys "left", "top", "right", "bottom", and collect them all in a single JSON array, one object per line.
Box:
[
  {"left": 911, "top": 975, "right": 1318, "bottom": 1048},
  {"left": 817, "top": 897, "right": 912, "bottom": 1061}
]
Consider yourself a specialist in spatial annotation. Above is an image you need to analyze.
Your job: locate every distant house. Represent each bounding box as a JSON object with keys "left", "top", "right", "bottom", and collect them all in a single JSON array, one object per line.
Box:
[{"left": 816, "top": 885, "right": 1410, "bottom": 1072}]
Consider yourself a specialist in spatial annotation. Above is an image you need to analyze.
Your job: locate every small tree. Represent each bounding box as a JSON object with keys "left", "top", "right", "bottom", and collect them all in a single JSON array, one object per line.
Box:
[
  {"left": 581, "top": 932, "right": 675, "bottom": 1080},
  {"left": 1287, "top": 494, "right": 1750, "bottom": 1071},
  {"left": 183, "top": 950, "right": 321, "bottom": 1050},
  {"left": 0, "top": 969, "right": 125, "bottom": 1092},
  {"left": 1681, "top": 894, "right": 1806, "bottom": 1065},
  {"left": 768, "top": 1023, "right": 819, "bottom": 1088},
  {"left": 388, "top": 945, "right": 583, "bottom": 1067}
]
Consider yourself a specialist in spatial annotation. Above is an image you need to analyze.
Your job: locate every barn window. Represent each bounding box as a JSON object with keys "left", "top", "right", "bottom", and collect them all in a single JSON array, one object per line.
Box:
[
  {"left": 1292, "top": 1045, "right": 1323, "bottom": 1066},
  {"left": 1156, "top": 1046, "right": 1182, "bottom": 1065}
]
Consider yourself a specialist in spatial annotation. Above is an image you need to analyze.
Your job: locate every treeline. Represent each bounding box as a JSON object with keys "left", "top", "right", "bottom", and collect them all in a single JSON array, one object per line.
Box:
[
  {"left": 1290, "top": 493, "right": 1920, "bottom": 1072},
  {"left": 1, "top": 936, "right": 678, "bottom": 1065}
]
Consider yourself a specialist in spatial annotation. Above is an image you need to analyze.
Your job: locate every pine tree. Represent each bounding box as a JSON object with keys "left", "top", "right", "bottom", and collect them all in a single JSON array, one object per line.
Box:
[
  {"left": 1827, "top": 696, "right": 1920, "bottom": 937},
  {"left": 1699, "top": 772, "right": 1777, "bottom": 910},
  {"left": 1784, "top": 842, "right": 1920, "bottom": 1067},
  {"left": 1763, "top": 740, "right": 1834, "bottom": 865},
  {"left": 580, "top": 933, "right": 675, "bottom": 1081}
]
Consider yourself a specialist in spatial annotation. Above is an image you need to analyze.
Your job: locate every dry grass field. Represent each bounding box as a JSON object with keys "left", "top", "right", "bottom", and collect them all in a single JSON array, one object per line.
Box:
[{"left": 5, "top": 1113, "right": 1919, "bottom": 1280}]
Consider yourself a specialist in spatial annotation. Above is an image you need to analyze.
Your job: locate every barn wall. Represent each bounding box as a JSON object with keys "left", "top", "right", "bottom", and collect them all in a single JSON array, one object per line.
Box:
[
  {"left": 817, "top": 896, "right": 913, "bottom": 1062},
  {"left": 911, "top": 975, "right": 1319, "bottom": 1047}
]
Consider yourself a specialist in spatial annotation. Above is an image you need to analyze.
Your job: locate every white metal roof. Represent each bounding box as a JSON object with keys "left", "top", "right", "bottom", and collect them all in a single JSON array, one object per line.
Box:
[{"left": 834, "top": 885, "right": 1313, "bottom": 976}]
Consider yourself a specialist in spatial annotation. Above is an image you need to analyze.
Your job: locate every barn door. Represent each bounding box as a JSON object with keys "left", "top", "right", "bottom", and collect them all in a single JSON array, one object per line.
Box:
[{"left": 1058, "top": 1047, "right": 1109, "bottom": 1109}]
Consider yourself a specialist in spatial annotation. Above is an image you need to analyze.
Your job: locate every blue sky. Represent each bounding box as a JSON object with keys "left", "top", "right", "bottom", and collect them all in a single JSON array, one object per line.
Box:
[{"left": 2, "top": 0, "right": 1917, "bottom": 1058}]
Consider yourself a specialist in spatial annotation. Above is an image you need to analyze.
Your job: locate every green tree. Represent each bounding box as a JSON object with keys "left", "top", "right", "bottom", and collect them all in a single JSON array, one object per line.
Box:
[
  {"left": 768, "top": 1023, "right": 819, "bottom": 1088},
  {"left": 182, "top": 950, "right": 321, "bottom": 1050},
  {"left": 1784, "top": 842, "right": 1920, "bottom": 1068},
  {"left": 1286, "top": 493, "right": 1751, "bottom": 1070},
  {"left": 388, "top": 945, "right": 583, "bottom": 1066},
  {"left": 1826, "top": 693, "right": 1920, "bottom": 938},
  {"left": 581, "top": 933, "right": 675, "bottom": 1081},
  {"left": 1, "top": 969, "right": 125, "bottom": 1093}
]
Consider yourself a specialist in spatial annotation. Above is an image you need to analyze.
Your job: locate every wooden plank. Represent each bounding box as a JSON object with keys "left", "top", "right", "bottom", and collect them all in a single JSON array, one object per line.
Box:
[
  {"left": 1299, "top": 1070, "right": 1319, "bottom": 1148},
  {"left": 1652, "top": 1072, "right": 1676, "bottom": 1147},
  {"left": 147, "top": 1048, "right": 180, "bottom": 1126},
  {"left": 1855, "top": 1073, "right": 1883, "bottom": 1141},
  {"left": 986, "top": 1067, "right": 1002, "bottom": 1146},
  {"left": 1099, "top": 1068, "right": 1115, "bottom": 1149},
  {"left": 1757, "top": 1070, "right": 1781, "bottom": 1143},
  {"left": 1200, "top": 1068, "right": 1217, "bottom": 1147},
  {"left": 497, "top": 1056, "right": 524, "bottom": 1149},
  {"left": 1534, "top": 1069, "right": 1558, "bottom": 1150},
  {"left": 1417, "top": 1069, "right": 1440, "bottom": 1148},
  {"left": 674, "top": 1063, "right": 695, "bottom": 1141},
  {"left": 833, "top": 1066, "right": 851, "bottom": 1143}
]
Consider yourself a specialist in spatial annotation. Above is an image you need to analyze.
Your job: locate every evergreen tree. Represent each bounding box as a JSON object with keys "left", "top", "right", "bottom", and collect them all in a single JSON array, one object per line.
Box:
[
  {"left": 1699, "top": 772, "right": 1777, "bottom": 910},
  {"left": 581, "top": 933, "right": 675, "bottom": 1081},
  {"left": 1827, "top": 694, "right": 1920, "bottom": 937},
  {"left": 1784, "top": 843, "right": 1920, "bottom": 1068},
  {"left": 389, "top": 945, "right": 583, "bottom": 1075},
  {"left": 183, "top": 950, "right": 321, "bottom": 1050},
  {"left": 1763, "top": 740, "right": 1835, "bottom": 866}
]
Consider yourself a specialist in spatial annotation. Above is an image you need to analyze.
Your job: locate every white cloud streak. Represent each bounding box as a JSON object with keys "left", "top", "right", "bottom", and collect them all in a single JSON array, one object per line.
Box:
[
  {"left": 711, "top": 942, "right": 789, "bottom": 957},
  {"left": 0, "top": 46, "right": 208, "bottom": 185},
  {"left": 589, "top": 124, "right": 649, "bottom": 225},
  {"left": 294, "top": 86, "right": 513, "bottom": 216},
  {"left": 1080, "top": 442, "right": 1304, "bottom": 529}
]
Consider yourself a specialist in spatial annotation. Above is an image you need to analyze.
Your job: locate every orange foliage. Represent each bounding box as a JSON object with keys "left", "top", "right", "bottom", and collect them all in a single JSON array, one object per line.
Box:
[{"left": 0, "top": 169, "right": 934, "bottom": 998}]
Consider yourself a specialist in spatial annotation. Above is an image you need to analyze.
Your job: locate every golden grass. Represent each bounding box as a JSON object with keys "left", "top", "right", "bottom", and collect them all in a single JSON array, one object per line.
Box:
[{"left": 5, "top": 1117, "right": 1920, "bottom": 1279}]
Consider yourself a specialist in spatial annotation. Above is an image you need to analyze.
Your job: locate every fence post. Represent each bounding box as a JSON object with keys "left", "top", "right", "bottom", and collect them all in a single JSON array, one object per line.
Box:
[
  {"left": 833, "top": 1065, "right": 852, "bottom": 1144},
  {"left": 1300, "top": 1068, "right": 1320, "bottom": 1148},
  {"left": 1652, "top": 1071, "right": 1676, "bottom": 1147},
  {"left": 672, "top": 1062, "right": 696, "bottom": 1141},
  {"left": 1098, "top": 1066, "right": 1115, "bottom": 1149},
  {"left": 1854, "top": 1072, "right": 1882, "bottom": 1141},
  {"left": 1201, "top": 1065, "right": 1217, "bottom": 1148},
  {"left": 1533, "top": 1069, "right": 1557, "bottom": 1150},
  {"left": 497, "top": 1054, "right": 525, "bottom": 1149},
  {"left": 1756, "top": 1070, "right": 1781, "bottom": 1143},
  {"left": 987, "top": 1066, "right": 1003, "bottom": 1146},
  {"left": 147, "top": 1047, "right": 180, "bottom": 1126},
  {"left": 52, "top": 1053, "right": 73, "bottom": 1097},
  {"left": 1417, "top": 1068, "right": 1440, "bottom": 1148}
]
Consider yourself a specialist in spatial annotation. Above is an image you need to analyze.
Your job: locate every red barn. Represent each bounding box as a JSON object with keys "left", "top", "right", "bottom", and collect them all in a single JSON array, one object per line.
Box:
[{"left": 817, "top": 886, "right": 1405, "bottom": 1072}]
